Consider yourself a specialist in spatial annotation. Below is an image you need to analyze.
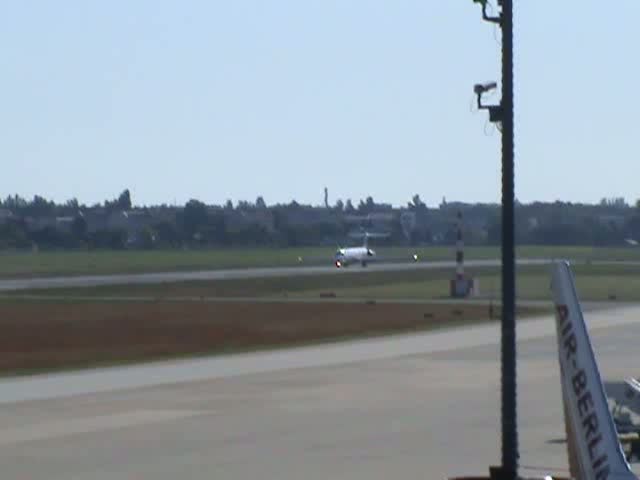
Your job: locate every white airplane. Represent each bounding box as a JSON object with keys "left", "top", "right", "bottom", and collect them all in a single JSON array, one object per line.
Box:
[
  {"left": 550, "top": 261, "right": 637, "bottom": 480},
  {"left": 334, "top": 231, "right": 387, "bottom": 268}
]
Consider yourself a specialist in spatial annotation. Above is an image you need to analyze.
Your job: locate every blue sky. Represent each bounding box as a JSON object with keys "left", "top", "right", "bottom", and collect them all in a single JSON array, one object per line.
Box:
[{"left": 1, "top": 1, "right": 639, "bottom": 208}]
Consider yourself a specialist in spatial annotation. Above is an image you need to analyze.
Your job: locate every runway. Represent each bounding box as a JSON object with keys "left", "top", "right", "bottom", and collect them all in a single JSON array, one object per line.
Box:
[
  {"left": 1, "top": 303, "right": 639, "bottom": 479},
  {"left": 0, "top": 258, "right": 556, "bottom": 291},
  {"left": 1, "top": 258, "right": 632, "bottom": 292}
]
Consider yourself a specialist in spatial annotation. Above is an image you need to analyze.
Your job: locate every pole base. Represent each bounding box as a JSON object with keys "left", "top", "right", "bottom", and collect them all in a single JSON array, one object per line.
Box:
[{"left": 446, "top": 466, "right": 570, "bottom": 480}]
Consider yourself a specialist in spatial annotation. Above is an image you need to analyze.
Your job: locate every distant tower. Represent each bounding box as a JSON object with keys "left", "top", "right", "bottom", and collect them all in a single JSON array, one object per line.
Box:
[
  {"left": 324, "top": 187, "right": 329, "bottom": 209},
  {"left": 450, "top": 210, "right": 477, "bottom": 298},
  {"left": 455, "top": 211, "right": 464, "bottom": 280}
]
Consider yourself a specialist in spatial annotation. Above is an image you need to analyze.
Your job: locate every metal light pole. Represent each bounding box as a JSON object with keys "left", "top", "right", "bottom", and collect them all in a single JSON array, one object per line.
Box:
[
  {"left": 471, "top": 1, "right": 517, "bottom": 479},
  {"left": 500, "top": 2, "right": 517, "bottom": 478}
]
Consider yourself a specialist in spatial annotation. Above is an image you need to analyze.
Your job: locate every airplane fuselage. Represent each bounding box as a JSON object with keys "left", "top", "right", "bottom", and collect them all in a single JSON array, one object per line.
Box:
[{"left": 334, "top": 247, "right": 375, "bottom": 268}]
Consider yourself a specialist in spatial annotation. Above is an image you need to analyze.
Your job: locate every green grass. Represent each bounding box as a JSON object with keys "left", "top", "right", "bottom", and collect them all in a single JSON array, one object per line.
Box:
[
  {"left": 5, "top": 267, "right": 454, "bottom": 297},
  {"left": 3, "top": 265, "right": 517, "bottom": 299},
  {"left": 7, "top": 262, "right": 640, "bottom": 302},
  {"left": 1, "top": 245, "right": 640, "bottom": 279},
  {"left": 0, "top": 247, "right": 326, "bottom": 278},
  {"left": 292, "top": 264, "right": 640, "bottom": 302},
  {"left": 294, "top": 274, "right": 636, "bottom": 302}
]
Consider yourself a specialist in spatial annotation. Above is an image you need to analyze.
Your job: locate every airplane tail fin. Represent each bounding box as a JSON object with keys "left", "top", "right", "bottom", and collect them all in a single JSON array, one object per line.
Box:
[{"left": 551, "top": 261, "right": 636, "bottom": 480}]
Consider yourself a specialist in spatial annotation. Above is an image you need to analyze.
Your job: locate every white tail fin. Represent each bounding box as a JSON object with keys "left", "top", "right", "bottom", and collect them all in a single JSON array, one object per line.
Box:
[{"left": 551, "top": 261, "right": 636, "bottom": 480}]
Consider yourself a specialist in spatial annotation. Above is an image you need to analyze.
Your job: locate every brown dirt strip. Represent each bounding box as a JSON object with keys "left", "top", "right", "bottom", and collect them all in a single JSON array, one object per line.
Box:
[{"left": 0, "top": 300, "right": 542, "bottom": 376}]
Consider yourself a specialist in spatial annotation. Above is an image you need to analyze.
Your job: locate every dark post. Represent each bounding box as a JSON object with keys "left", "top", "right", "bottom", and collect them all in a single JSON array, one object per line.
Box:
[
  {"left": 470, "top": 1, "right": 518, "bottom": 479},
  {"left": 500, "top": 0, "right": 518, "bottom": 478}
]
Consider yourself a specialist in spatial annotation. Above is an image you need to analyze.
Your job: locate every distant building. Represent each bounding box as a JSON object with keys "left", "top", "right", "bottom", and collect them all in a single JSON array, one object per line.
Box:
[
  {"left": 597, "top": 214, "right": 625, "bottom": 228},
  {"left": 225, "top": 208, "right": 276, "bottom": 233},
  {"left": 55, "top": 216, "right": 75, "bottom": 234},
  {"left": 0, "top": 209, "right": 13, "bottom": 225},
  {"left": 106, "top": 210, "right": 156, "bottom": 244},
  {"left": 284, "top": 206, "right": 335, "bottom": 227},
  {"left": 84, "top": 208, "right": 110, "bottom": 233},
  {"left": 24, "top": 216, "right": 57, "bottom": 232}
]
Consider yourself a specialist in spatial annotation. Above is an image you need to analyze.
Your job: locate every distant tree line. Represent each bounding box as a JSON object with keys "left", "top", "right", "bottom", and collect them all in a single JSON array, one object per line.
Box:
[{"left": 0, "top": 191, "right": 638, "bottom": 250}]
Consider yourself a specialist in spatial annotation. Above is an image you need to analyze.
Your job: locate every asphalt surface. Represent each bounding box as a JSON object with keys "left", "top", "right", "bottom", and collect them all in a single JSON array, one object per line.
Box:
[
  {"left": 0, "top": 258, "right": 557, "bottom": 291},
  {"left": 1, "top": 303, "right": 640, "bottom": 479}
]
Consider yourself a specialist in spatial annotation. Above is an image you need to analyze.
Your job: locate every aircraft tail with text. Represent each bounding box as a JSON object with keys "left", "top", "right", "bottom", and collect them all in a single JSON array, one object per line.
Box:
[{"left": 551, "top": 261, "right": 637, "bottom": 480}]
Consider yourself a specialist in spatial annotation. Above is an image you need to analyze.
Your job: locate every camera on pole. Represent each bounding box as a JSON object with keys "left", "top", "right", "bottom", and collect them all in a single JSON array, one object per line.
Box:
[{"left": 468, "top": 1, "right": 518, "bottom": 480}]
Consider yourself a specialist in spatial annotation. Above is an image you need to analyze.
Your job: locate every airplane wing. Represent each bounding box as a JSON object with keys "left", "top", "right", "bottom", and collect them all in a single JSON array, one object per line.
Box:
[
  {"left": 605, "top": 378, "right": 640, "bottom": 414},
  {"left": 550, "top": 261, "right": 637, "bottom": 480},
  {"left": 626, "top": 378, "right": 640, "bottom": 396}
]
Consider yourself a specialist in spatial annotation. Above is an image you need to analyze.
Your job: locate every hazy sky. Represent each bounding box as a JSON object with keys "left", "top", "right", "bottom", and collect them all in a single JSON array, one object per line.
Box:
[{"left": 2, "top": 2, "right": 639, "bottom": 208}]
